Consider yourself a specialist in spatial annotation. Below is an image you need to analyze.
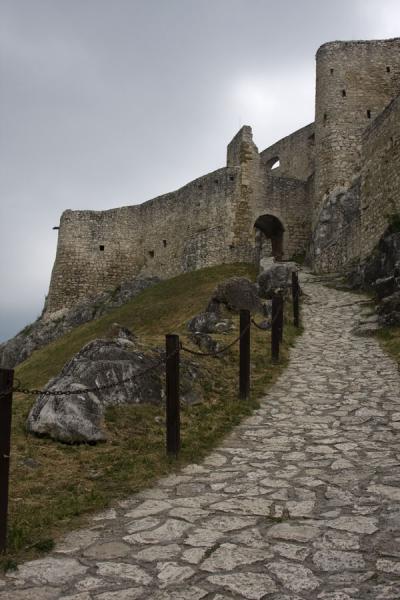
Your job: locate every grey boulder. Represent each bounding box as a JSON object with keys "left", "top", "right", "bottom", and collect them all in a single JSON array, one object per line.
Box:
[
  {"left": 257, "top": 263, "right": 297, "bottom": 299},
  {"left": 189, "top": 333, "right": 222, "bottom": 355},
  {"left": 187, "top": 312, "right": 233, "bottom": 334},
  {"left": 27, "top": 336, "right": 202, "bottom": 443},
  {"left": 207, "top": 277, "right": 263, "bottom": 314}
]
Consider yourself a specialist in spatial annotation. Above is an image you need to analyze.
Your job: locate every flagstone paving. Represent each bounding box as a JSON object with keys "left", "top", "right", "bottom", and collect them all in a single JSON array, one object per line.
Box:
[{"left": 2, "top": 273, "right": 400, "bottom": 599}]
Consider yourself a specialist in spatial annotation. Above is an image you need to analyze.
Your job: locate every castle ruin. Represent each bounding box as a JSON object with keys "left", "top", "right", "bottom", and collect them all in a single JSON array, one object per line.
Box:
[{"left": 45, "top": 38, "right": 400, "bottom": 315}]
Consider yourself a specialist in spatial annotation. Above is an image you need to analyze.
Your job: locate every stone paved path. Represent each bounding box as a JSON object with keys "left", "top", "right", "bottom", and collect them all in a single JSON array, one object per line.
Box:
[{"left": 2, "top": 274, "right": 400, "bottom": 600}]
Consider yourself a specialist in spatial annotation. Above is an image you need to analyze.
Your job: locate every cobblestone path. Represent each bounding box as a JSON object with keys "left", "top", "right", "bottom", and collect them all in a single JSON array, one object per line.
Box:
[{"left": 2, "top": 274, "right": 400, "bottom": 600}]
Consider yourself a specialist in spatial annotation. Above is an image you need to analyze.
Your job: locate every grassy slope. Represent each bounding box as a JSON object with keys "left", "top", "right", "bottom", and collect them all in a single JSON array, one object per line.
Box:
[
  {"left": 376, "top": 326, "right": 400, "bottom": 366},
  {"left": 5, "top": 263, "right": 301, "bottom": 567}
]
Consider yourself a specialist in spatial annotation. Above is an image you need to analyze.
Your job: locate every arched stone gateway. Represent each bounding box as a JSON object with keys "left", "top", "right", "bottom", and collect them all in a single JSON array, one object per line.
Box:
[{"left": 254, "top": 214, "right": 285, "bottom": 264}]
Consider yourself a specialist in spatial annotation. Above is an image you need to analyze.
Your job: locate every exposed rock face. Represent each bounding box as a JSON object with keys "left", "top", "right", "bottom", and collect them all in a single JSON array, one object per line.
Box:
[
  {"left": 257, "top": 263, "right": 297, "bottom": 299},
  {"left": 187, "top": 312, "right": 233, "bottom": 334},
  {"left": 207, "top": 277, "right": 263, "bottom": 315},
  {"left": 349, "top": 231, "right": 400, "bottom": 326},
  {"left": 377, "top": 292, "right": 400, "bottom": 326},
  {"left": 189, "top": 333, "right": 222, "bottom": 355},
  {"left": 349, "top": 232, "right": 400, "bottom": 290},
  {"left": 312, "top": 182, "right": 361, "bottom": 273},
  {"left": 27, "top": 335, "right": 202, "bottom": 443},
  {"left": 0, "top": 276, "right": 160, "bottom": 369}
]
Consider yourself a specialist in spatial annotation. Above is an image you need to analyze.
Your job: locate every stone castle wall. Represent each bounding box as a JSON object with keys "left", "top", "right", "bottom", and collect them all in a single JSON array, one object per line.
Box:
[
  {"left": 45, "top": 37, "right": 400, "bottom": 312},
  {"left": 46, "top": 166, "right": 241, "bottom": 313},
  {"left": 360, "top": 94, "right": 400, "bottom": 259},
  {"left": 46, "top": 125, "right": 313, "bottom": 314},
  {"left": 314, "top": 39, "right": 400, "bottom": 218},
  {"left": 311, "top": 38, "right": 400, "bottom": 272},
  {"left": 259, "top": 123, "right": 315, "bottom": 181},
  {"left": 257, "top": 174, "right": 311, "bottom": 259}
]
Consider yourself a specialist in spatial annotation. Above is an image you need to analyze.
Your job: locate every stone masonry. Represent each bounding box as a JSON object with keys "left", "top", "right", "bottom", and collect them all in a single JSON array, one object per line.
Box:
[
  {"left": 45, "top": 37, "right": 400, "bottom": 315},
  {"left": 5, "top": 272, "right": 400, "bottom": 599}
]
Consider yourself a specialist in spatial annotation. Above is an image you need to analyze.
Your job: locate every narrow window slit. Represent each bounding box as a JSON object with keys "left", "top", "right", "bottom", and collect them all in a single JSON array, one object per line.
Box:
[
  {"left": 99, "top": 245, "right": 104, "bottom": 251},
  {"left": 149, "top": 250, "right": 154, "bottom": 258}
]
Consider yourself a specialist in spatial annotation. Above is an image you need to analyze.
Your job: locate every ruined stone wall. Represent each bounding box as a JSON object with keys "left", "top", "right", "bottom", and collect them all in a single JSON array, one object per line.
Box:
[
  {"left": 229, "top": 127, "right": 313, "bottom": 262},
  {"left": 46, "top": 127, "right": 263, "bottom": 314},
  {"left": 46, "top": 37, "right": 400, "bottom": 310},
  {"left": 46, "top": 168, "right": 241, "bottom": 313},
  {"left": 46, "top": 123, "right": 312, "bottom": 314},
  {"left": 255, "top": 174, "right": 312, "bottom": 260},
  {"left": 360, "top": 93, "right": 400, "bottom": 259},
  {"left": 259, "top": 123, "right": 315, "bottom": 181},
  {"left": 314, "top": 38, "right": 400, "bottom": 220}
]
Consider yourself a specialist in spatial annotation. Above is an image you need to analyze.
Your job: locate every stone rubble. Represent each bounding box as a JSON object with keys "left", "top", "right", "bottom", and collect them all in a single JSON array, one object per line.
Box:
[{"left": 2, "top": 271, "right": 400, "bottom": 598}]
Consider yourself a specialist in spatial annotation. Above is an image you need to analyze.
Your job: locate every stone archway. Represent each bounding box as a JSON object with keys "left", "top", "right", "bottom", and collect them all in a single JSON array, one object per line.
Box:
[{"left": 254, "top": 214, "right": 285, "bottom": 264}]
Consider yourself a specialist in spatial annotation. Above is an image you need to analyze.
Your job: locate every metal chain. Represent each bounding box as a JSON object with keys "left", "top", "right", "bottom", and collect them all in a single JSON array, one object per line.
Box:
[
  {"left": 180, "top": 323, "right": 250, "bottom": 357},
  {"left": 251, "top": 318, "right": 271, "bottom": 330},
  {"left": 2, "top": 351, "right": 178, "bottom": 398}
]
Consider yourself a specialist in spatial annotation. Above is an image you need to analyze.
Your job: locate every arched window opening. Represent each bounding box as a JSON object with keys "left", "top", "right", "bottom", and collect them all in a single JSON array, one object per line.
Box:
[
  {"left": 254, "top": 214, "right": 285, "bottom": 263},
  {"left": 266, "top": 156, "right": 280, "bottom": 171}
]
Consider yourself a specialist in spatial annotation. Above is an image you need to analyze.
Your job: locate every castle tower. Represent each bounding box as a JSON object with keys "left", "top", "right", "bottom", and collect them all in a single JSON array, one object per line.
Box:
[{"left": 314, "top": 38, "right": 400, "bottom": 222}]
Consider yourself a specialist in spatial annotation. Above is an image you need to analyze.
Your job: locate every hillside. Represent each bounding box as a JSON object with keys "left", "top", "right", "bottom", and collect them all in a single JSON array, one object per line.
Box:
[{"left": 4, "top": 263, "right": 300, "bottom": 568}]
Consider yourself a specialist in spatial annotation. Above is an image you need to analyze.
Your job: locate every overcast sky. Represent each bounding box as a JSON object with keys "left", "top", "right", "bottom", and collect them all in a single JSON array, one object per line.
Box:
[{"left": 1, "top": 0, "right": 399, "bottom": 343}]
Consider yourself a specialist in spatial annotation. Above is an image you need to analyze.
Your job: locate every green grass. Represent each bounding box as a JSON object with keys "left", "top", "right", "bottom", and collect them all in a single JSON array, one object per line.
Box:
[
  {"left": 375, "top": 326, "right": 400, "bottom": 365},
  {"left": 4, "top": 263, "right": 301, "bottom": 568}
]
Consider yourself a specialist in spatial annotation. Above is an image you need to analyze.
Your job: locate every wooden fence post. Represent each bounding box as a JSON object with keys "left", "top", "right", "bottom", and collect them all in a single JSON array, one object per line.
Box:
[
  {"left": 0, "top": 369, "right": 13, "bottom": 553},
  {"left": 165, "top": 334, "right": 180, "bottom": 457},
  {"left": 271, "top": 294, "right": 283, "bottom": 362},
  {"left": 278, "top": 294, "right": 284, "bottom": 343},
  {"left": 292, "top": 271, "right": 300, "bottom": 328},
  {"left": 239, "top": 309, "right": 250, "bottom": 400}
]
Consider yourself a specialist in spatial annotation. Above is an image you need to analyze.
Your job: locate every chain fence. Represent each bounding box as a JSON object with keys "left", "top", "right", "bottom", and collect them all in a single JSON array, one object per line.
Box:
[{"left": 0, "top": 351, "right": 178, "bottom": 399}]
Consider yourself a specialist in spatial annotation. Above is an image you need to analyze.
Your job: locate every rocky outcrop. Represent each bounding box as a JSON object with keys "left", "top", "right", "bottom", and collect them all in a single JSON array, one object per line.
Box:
[
  {"left": 189, "top": 333, "right": 222, "bottom": 355},
  {"left": 0, "top": 276, "right": 160, "bottom": 369},
  {"left": 257, "top": 263, "right": 297, "bottom": 299},
  {"left": 187, "top": 312, "right": 233, "bottom": 334},
  {"left": 311, "top": 181, "right": 361, "bottom": 272},
  {"left": 348, "top": 230, "right": 400, "bottom": 326},
  {"left": 377, "top": 291, "right": 400, "bottom": 326},
  {"left": 27, "top": 331, "right": 202, "bottom": 444},
  {"left": 207, "top": 277, "right": 263, "bottom": 315}
]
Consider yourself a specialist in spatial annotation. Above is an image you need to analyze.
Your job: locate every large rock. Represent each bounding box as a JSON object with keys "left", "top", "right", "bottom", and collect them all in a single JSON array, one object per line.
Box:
[
  {"left": 348, "top": 230, "right": 400, "bottom": 326},
  {"left": 373, "top": 275, "right": 397, "bottom": 299},
  {"left": 187, "top": 312, "right": 233, "bottom": 334},
  {"left": 377, "top": 291, "right": 400, "bottom": 325},
  {"left": 207, "top": 277, "right": 263, "bottom": 315},
  {"left": 257, "top": 263, "right": 297, "bottom": 299},
  {"left": 349, "top": 232, "right": 400, "bottom": 293},
  {"left": 189, "top": 333, "right": 222, "bottom": 355},
  {"left": 27, "top": 335, "right": 202, "bottom": 443},
  {"left": 0, "top": 276, "right": 160, "bottom": 369}
]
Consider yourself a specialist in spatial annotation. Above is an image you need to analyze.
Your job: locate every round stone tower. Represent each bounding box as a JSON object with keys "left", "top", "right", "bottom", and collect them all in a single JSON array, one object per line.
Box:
[{"left": 314, "top": 38, "right": 400, "bottom": 222}]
